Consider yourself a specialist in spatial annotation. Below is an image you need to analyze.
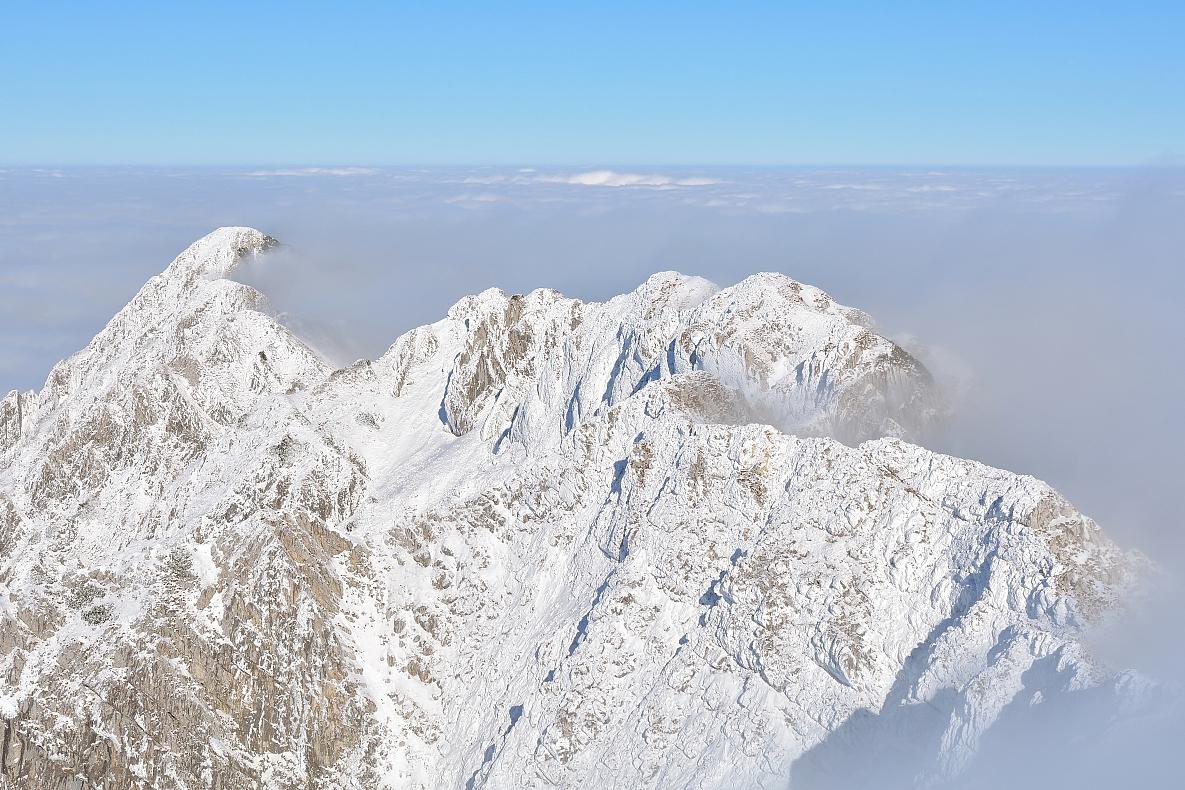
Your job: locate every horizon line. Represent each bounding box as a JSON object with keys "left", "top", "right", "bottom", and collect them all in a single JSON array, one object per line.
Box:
[{"left": 4, "top": 161, "right": 1183, "bottom": 171}]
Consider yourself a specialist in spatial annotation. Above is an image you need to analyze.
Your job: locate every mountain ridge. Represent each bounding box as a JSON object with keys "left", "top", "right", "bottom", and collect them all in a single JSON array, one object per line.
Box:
[{"left": 0, "top": 228, "right": 1140, "bottom": 789}]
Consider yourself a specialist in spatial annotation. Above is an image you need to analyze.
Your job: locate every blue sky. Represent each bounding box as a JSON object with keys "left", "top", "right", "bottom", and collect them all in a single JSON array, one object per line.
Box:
[{"left": 2, "top": 1, "right": 1182, "bottom": 165}]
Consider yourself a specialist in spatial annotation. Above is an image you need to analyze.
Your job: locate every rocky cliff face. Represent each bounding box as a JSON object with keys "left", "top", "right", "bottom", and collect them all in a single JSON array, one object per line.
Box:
[
  {"left": 0, "top": 228, "right": 1136, "bottom": 788},
  {"left": 0, "top": 391, "right": 37, "bottom": 455}
]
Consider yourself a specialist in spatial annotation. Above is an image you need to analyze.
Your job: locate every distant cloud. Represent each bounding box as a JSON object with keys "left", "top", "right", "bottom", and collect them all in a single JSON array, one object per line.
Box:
[
  {"left": 243, "top": 167, "right": 379, "bottom": 177},
  {"left": 443, "top": 192, "right": 503, "bottom": 207},
  {"left": 823, "top": 182, "right": 886, "bottom": 191},
  {"left": 542, "top": 170, "right": 721, "bottom": 187}
]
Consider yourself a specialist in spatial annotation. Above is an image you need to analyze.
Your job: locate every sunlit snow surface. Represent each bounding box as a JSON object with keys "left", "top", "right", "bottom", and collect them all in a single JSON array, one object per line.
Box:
[{"left": 0, "top": 227, "right": 1178, "bottom": 787}]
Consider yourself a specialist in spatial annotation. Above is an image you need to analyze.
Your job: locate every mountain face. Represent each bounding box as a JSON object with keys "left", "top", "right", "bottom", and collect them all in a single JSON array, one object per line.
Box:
[{"left": 0, "top": 228, "right": 1135, "bottom": 789}]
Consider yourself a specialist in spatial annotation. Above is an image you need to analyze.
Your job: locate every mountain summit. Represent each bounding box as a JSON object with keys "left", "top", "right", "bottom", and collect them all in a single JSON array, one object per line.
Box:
[{"left": 0, "top": 229, "right": 1136, "bottom": 788}]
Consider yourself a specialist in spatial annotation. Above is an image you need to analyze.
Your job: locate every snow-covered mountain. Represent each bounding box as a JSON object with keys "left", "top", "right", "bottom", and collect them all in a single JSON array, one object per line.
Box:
[{"left": 0, "top": 228, "right": 1138, "bottom": 788}]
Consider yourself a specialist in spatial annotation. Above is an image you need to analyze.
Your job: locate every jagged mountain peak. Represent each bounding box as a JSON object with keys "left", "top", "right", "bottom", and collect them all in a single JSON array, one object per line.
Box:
[
  {"left": 399, "top": 263, "right": 941, "bottom": 450},
  {"left": 37, "top": 226, "right": 314, "bottom": 400},
  {"left": 0, "top": 229, "right": 1144, "bottom": 789},
  {"left": 162, "top": 226, "right": 278, "bottom": 282},
  {"left": 626, "top": 270, "right": 719, "bottom": 310}
]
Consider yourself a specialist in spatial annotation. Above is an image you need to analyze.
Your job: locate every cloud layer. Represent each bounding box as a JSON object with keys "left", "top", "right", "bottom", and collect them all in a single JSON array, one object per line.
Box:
[
  {"left": 243, "top": 166, "right": 381, "bottom": 177},
  {"left": 541, "top": 170, "right": 722, "bottom": 187}
]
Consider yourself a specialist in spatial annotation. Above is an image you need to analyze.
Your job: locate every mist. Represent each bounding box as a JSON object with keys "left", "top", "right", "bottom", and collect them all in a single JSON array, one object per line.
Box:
[{"left": 2, "top": 165, "right": 1183, "bottom": 785}]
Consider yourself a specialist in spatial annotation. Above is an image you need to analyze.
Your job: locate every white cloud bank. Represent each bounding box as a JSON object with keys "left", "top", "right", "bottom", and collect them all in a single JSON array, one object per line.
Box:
[
  {"left": 543, "top": 170, "right": 721, "bottom": 187},
  {"left": 244, "top": 167, "right": 379, "bottom": 177}
]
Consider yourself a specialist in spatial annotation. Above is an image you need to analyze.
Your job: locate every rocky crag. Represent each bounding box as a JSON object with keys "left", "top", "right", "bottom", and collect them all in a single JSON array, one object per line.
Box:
[{"left": 0, "top": 228, "right": 1136, "bottom": 788}]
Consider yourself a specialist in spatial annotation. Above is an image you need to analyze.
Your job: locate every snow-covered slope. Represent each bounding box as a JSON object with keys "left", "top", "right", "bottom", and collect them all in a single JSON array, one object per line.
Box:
[{"left": 0, "top": 228, "right": 1135, "bottom": 788}]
